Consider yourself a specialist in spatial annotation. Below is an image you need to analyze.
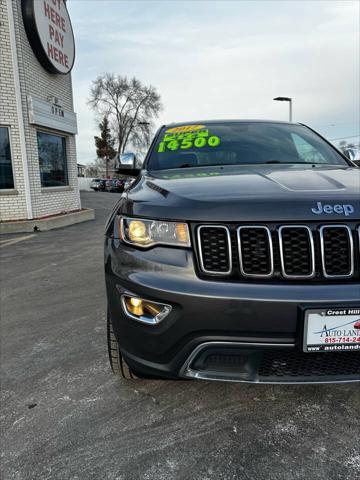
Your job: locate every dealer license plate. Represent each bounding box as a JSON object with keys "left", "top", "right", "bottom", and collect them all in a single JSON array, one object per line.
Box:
[{"left": 303, "top": 307, "right": 360, "bottom": 352}]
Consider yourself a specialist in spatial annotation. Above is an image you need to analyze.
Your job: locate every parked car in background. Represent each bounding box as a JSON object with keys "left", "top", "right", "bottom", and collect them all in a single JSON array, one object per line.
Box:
[
  {"left": 110, "top": 178, "right": 126, "bottom": 193},
  {"left": 91, "top": 178, "right": 126, "bottom": 193},
  {"left": 90, "top": 178, "right": 104, "bottom": 191},
  {"left": 104, "top": 178, "right": 122, "bottom": 193},
  {"left": 104, "top": 179, "right": 113, "bottom": 192}
]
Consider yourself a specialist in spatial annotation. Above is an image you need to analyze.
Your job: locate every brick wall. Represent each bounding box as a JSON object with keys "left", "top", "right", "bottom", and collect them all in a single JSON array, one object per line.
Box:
[
  {"left": 0, "top": 0, "right": 28, "bottom": 221},
  {"left": 0, "top": 0, "right": 81, "bottom": 222}
]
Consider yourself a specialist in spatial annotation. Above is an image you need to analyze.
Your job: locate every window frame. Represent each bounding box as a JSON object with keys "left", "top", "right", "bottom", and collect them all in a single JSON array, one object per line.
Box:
[
  {"left": 0, "top": 125, "right": 16, "bottom": 191},
  {"left": 37, "top": 129, "right": 69, "bottom": 188}
]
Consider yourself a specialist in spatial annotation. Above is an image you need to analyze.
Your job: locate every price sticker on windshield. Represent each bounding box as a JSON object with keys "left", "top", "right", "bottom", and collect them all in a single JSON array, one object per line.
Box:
[{"left": 157, "top": 125, "right": 221, "bottom": 153}]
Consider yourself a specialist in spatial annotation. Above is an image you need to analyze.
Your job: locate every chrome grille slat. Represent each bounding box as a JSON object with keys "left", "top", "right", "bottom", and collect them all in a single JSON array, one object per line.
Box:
[
  {"left": 196, "top": 223, "right": 358, "bottom": 280},
  {"left": 237, "top": 226, "right": 274, "bottom": 278},
  {"left": 319, "top": 225, "right": 354, "bottom": 278},
  {"left": 278, "top": 225, "right": 315, "bottom": 279},
  {"left": 197, "top": 225, "right": 232, "bottom": 275}
]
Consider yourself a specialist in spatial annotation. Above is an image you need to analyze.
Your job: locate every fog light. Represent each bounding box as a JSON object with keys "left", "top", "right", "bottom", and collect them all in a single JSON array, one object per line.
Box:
[
  {"left": 121, "top": 295, "right": 172, "bottom": 325},
  {"left": 128, "top": 297, "right": 144, "bottom": 316}
]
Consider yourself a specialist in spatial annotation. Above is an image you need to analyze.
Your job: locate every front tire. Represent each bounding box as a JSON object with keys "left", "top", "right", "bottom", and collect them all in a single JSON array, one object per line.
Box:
[{"left": 107, "top": 312, "right": 138, "bottom": 379}]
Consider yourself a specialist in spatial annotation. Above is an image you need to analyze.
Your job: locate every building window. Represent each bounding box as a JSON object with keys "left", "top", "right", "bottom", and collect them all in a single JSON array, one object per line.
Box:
[
  {"left": 0, "top": 127, "right": 15, "bottom": 189},
  {"left": 37, "top": 131, "right": 68, "bottom": 187}
]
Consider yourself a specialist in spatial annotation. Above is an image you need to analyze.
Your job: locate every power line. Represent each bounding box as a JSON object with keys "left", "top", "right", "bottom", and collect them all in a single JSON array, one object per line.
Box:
[
  {"left": 335, "top": 144, "right": 360, "bottom": 149},
  {"left": 327, "top": 135, "right": 360, "bottom": 141},
  {"left": 314, "top": 122, "right": 359, "bottom": 128}
]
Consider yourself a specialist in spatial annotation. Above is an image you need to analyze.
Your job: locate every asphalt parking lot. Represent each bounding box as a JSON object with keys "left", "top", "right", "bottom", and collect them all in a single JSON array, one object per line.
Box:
[{"left": 1, "top": 191, "right": 359, "bottom": 480}]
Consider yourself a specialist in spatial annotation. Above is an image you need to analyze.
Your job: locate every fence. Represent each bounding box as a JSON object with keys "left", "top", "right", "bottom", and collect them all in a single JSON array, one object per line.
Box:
[{"left": 77, "top": 177, "right": 95, "bottom": 191}]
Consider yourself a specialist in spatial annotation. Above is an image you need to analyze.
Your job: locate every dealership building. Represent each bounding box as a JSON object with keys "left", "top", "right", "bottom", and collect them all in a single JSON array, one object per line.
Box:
[{"left": 0, "top": 0, "right": 93, "bottom": 232}]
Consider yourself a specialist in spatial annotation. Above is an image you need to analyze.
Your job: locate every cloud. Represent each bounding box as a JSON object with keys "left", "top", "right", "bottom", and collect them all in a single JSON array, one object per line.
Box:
[{"left": 68, "top": 0, "right": 359, "bottom": 163}]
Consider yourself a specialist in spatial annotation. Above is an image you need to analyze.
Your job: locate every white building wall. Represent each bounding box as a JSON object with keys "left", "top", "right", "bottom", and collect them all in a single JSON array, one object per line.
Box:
[
  {"left": 0, "top": 0, "right": 28, "bottom": 221},
  {"left": 0, "top": 0, "right": 81, "bottom": 221}
]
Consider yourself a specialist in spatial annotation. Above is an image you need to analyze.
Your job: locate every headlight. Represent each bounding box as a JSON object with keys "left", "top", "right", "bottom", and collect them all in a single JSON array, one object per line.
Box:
[{"left": 120, "top": 216, "right": 191, "bottom": 248}]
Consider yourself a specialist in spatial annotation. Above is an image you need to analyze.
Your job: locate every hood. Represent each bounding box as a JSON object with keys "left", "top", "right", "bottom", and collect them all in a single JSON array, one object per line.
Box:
[{"left": 123, "top": 164, "right": 360, "bottom": 222}]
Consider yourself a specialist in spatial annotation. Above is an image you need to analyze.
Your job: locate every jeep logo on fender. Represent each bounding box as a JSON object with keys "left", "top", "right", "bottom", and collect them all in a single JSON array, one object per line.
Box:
[{"left": 311, "top": 201, "right": 355, "bottom": 216}]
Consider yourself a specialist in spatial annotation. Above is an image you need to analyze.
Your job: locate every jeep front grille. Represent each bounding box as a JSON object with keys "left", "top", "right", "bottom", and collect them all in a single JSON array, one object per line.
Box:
[
  {"left": 181, "top": 342, "right": 360, "bottom": 383},
  {"left": 320, "top": 225, "right": 354, "bottom": 278},
  {"left": 278, "top": 226, "right": 315, "bottom": 278},
  {"left": 258, "top": 350, "right": 360, "bottom": 379},
  {"left": 196, "top": 224, "right": 360, "bottom": 281},
  {"left": 197, "top": 226, "right": 232, "bottom": 275},
  {"left": 238, "top": 227, "right": 273, "bottom": 277}
]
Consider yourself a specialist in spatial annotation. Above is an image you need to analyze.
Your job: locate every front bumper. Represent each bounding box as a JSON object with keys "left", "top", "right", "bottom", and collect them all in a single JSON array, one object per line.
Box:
[
  {"left": 180, "top": 341, "right": 360, "bottom": 383},
  {"left": 105, "top": 239, "right": 360, "bottom": 383}
]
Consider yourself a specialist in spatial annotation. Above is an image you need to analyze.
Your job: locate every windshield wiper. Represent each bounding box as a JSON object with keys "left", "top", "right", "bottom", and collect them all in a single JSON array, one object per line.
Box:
[
  {"left": 265, "top": 161, "right": 310, "bottom": 164},
  {"left": 263, "top": 161, "right": 328, "bottom": 166}
]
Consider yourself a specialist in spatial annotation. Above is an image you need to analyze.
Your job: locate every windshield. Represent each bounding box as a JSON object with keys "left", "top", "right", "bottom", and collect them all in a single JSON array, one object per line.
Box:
[{"left": 147, "top": 122, "right": 347, "bottom": 170}]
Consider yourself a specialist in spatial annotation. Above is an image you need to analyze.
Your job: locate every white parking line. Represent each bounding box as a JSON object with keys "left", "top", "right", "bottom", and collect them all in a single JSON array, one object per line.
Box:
[{"left": 0, "top": 234, "right": 36, "bottom": 248}]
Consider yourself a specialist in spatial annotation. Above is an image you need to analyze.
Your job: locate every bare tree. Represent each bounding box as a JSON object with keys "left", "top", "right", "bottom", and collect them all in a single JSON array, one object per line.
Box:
[
  {"left": 85, "top": 163, "right": 101, "bottom": 178},
  {"left": 88, "top": 74, "right": 162, "bottom": 155},
  {"left": 338, "top": 140, "right": 356, "bottom": 154}
]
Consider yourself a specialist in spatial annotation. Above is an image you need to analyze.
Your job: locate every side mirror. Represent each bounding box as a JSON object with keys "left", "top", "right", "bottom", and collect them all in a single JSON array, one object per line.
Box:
[
  {"left": 344, "top": 148, "right": 360, "bottom": 165},
  {"left": 117, "top": 152, "right": 141, "bottom": 175}
]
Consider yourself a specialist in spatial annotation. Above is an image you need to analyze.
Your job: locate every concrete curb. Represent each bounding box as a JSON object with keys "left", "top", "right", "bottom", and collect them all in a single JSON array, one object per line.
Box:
[{"left": 0, "top": 208, "right": 95, "bottom": 234}]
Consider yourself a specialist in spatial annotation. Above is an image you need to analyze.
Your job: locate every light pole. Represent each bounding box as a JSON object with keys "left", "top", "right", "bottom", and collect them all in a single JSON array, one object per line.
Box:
[{"left": 273, "top": 97, "right": 293, "bottom": 122}]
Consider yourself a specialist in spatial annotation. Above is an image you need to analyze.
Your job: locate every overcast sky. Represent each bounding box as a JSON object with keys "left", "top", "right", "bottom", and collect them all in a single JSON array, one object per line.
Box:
[{"left": 67, "top": 0, "right": 360, "bottom": 164}]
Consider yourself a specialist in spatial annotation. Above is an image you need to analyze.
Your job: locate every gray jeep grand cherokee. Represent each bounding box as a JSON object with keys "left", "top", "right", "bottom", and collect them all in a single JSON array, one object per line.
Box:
[{"left": 104, "top": 120, "right": 360, "bottom": 383}]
